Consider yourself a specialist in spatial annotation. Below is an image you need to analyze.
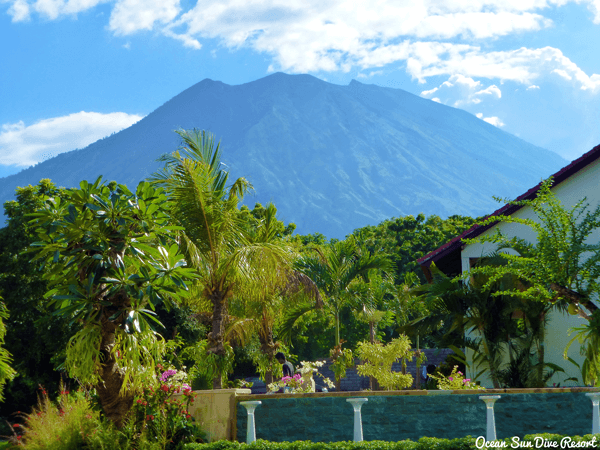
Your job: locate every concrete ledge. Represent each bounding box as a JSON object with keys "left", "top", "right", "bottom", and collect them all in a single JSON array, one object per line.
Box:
[{"left": 236, "top": 386, "right": 600, "bottom": 402}]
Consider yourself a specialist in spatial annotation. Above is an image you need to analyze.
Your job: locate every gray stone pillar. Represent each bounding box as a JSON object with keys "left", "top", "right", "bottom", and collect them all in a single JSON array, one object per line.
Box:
[
  {"left": 479, "top": 395, "right": 501, "bottom": 441},
  {"left": 346, "top": 398, "right": 369, "bottom": 442},
  {"left": 239, "top": 400, "right": 262, "bottom": 443}
]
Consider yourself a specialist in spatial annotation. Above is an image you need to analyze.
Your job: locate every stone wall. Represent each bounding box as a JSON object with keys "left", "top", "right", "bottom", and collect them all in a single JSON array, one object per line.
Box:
[{"left": 235, "top": 388, "right": 598, "bottom": 443}]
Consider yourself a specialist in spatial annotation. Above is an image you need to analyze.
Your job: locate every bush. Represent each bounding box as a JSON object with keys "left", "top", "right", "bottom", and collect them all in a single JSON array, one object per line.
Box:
[
  {"left": 181, "top": 434, "right": 600, "bottom": 450},
  {"left": 130, "top": 367, "right": 205, "bottom": 449},
  {"left": 3, "top": 369, "right": 206, "bottom": 450},
  {"left": 10, "top": 385, "right": 100, "bottom": 449}
]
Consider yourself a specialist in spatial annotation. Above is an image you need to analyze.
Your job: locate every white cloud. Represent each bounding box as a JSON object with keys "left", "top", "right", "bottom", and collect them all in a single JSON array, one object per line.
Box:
[
  {"left": 7, "top": 0, "right": 30, "bottom": 20},
  {"left": 109, "top": 0, "right": 181, "bottom": 35},
  {"left": 526, "top": 85, "right": 540, "bottom": 90},
  {"left": 476, "top": 112, "right": 505, "bottom": 127},
  {"left": 421, "top": 74, "right": 502, "bottom": 106},
  {"left": 31, "top": 0, "right": 109, "bottom": 20},
  {"left": 4, "top": 0, "right": 600, "bottom": 94},
  {"left": 0, "top": 111, "right": 143, "bottom": 167},
  {"left": 409, "top": 45, "right": 600, "bottom": 93}
]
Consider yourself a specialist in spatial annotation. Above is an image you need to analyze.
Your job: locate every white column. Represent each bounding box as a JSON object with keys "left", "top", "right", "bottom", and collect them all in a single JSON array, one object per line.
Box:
[
  {"left": 240, "top": 400, "right": 262, "bottom": 443},
  {"left": 479, "top": 395, "right": 501, "bottom": 441},
  {"left": 346, "top": 398, "right": 369, "bottom": 442},
  {"left": 585, "top": 393, "right": 600, "bottom": 435}
]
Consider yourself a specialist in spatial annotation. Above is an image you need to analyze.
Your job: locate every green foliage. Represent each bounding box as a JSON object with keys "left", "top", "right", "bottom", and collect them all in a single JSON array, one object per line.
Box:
[
  {"left": 182, "top": 435, "right": 600, "bottom": 450},
  {"left": 0, "top": 180, "right": 77, "bottom": 415},
  {"left": 428, "top": 365, "right": 484, "bottom": 390},
  {"left": 294, "top": 236, "right": 392, "bottom": 347},
  {"left": 130, "top": 367, "right": 204, "bottom": 449},
  {"left": 0, "top": 298, "right": 15, "bottom": 401},
  {"left": 15, "top": 386, "right": 100, "bottom": 450},
  {"left": 181, "top": 339, "right": 235, "bottom": 388},
  {"left": 180, "top": 436, "right": 471, "bottom": 450},
  {"left": 329, "top": 341, "right": 354, "bottom": 390},
  {"left": 151, "top": 129, "right": 297, "bottom": 388},
  {"left": 27, "top": 177, "right": 197, "bottom": 393},
  {"left": 466, "top": 177, "right": 600, "bottom": 385},
  {"left": 355, "top": 336, "right": 414, "bottom": 390},
  {"left": 353, "top": 213, "right": 478, "bottom": 283}
]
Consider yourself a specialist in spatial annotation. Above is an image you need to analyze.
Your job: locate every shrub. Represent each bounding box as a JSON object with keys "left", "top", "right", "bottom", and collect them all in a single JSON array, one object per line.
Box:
[
  {"left": 181, "top": 435, "right": 600, "bottom": 450},
  {"left": 428, "top": 366, "right": 485, "bottom": 390},
  {"left": 129, "top": 367, "right": 205, "bottom": 449},
  {"left": 14, "top": 385, "right": 100, "bottom": 450}
]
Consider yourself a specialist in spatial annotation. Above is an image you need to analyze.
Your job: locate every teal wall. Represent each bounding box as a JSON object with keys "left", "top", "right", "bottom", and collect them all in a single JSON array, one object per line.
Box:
[{"left": 235, "top": 392, "right": 594, "bottom": 442}]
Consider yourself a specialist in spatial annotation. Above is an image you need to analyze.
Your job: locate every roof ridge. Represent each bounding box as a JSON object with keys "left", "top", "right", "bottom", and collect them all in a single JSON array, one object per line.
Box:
[{"left": 418, "top": 143, "right": 600, "bottom": 265}]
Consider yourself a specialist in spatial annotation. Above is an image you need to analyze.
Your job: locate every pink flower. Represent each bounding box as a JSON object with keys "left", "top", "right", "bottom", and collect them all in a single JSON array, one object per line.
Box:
[
  {"left": 448, "top": 377, "right": 453, "bottom": 381},
  {"left": 160, "top": 369, "right": 177, "bottom": 382}
]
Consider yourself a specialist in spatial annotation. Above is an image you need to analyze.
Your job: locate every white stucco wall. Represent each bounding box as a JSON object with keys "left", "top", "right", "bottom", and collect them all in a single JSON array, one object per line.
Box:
[{"left": 462, "top": 156, "right": 600, "bottom": 387}]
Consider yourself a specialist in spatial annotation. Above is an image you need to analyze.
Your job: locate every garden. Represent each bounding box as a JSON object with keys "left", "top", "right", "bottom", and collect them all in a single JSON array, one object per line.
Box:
[{"left": 0, "top": 129, "right": 600, "bottom": 449}]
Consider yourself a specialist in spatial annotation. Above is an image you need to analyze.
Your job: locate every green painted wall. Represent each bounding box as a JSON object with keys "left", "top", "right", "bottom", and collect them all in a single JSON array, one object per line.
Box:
[{"left": 235, "top": 392, "right": 594, "bottom": 442}]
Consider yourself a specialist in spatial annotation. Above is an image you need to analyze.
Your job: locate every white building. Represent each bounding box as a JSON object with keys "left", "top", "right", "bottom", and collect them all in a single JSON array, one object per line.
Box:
[{"left": 417, "top": 144, "right": 600, "bottom": 387}]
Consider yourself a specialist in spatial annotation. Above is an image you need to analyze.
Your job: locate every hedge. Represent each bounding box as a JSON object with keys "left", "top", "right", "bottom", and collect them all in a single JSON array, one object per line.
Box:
[{"left": 183, "top": 434, "right": 600, "bottom": 450}]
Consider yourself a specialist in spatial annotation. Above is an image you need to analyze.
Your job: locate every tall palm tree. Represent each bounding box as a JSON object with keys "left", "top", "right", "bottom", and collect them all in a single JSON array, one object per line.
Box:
[{"left": 150, "top": 129, "right": 296, "bottom": 388}]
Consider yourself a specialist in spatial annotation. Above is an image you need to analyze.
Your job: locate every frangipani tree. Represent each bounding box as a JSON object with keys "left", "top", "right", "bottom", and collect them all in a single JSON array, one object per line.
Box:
[
  {"left": 150, "top": 129, "right": 299, "bottom": 388},
  {"left": 28, "top": 177, "right": 196, "bottom": 425}
]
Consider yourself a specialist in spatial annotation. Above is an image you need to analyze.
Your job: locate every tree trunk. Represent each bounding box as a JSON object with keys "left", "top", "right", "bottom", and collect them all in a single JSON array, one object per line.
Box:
[
  {"left": 265, "top": 371, "right": 273, "bottom": 386},
  {"left": 259, "top": 322, "right": 277, "bottom": 385},
  {"left": 537, "top": 313, "right": 546, "bottom": 387},
  {"left": 96, "top": 317, "right": 133, "bottom": 427},
  {"left": 207, "top": 289, "right": 229, "bottom": 389},
  {"left": 481, "top": 336, "right": 501, "bottom": 389},
  {"left": 334, "top": 312, "right": 340, "bottom": 347}
]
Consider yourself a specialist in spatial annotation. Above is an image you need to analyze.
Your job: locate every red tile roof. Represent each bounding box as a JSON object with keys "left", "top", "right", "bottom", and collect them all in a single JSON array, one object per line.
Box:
[{"left": 417, "top": 143, "right": 600, "bottom": 266}]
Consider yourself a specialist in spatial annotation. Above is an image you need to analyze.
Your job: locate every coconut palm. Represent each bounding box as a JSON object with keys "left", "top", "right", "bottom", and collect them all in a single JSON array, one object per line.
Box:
[{"left": 150, "top": 129, "right": 297, "bottom": 388}]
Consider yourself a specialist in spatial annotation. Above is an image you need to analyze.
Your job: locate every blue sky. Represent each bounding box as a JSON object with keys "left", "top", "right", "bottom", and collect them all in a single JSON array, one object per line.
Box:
[{"left": 1, "top": 0, "right": 600, "bottom": 179}]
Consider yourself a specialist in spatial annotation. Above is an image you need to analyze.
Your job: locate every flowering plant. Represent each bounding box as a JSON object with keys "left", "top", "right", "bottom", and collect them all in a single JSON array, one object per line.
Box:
[
  {"left": 267, "top": 361, "right": 335, "bottom": 393},
  {"left": 267, "top": 373, "right": 304, "bottom": 393},
  {"left": 428, "top": 365, "right": 485, "bottom": 390},
  {"left": 131, "top": 365, "right": 204, "bottom": 448},
  {"left": 298, "top": 360, "right": 335, "bottom": 392}
]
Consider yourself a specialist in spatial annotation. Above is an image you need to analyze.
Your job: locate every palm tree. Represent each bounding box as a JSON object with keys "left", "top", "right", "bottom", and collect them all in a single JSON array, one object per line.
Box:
[
  {"left": 293, "top": 236, "right": 393, "bottom": 348},
  {"left": 151, "top": 129, "right": 297, "bottom": 388},
  {"left": 236, "top": 202, "right": 322, "bottom": 385}
]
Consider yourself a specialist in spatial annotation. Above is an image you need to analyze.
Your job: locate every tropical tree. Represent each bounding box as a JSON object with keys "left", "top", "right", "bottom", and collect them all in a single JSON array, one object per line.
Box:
[
  {"left": 402, "top": 264, "right": 518, "bottom": 388},
  {"left": 348, "top": 270, "right": 397, "bottom": 346},
  {"left": 150, "top": 129, "right": 299, "bottom": 388},
  {"left": 354, "top": 213, "right": 478, "bottom": 283},
  {"left": 467, "top": 177, "right": 600, "bottom": 385},
  {"left": 28, "top": 177, "right": 196, "bottom": 425},
  {"left": 0, "top": 180, "right": 77, "bottom": 415},
  {"left": 292, "top": 236, "right": 393, "bottom": 347},
  {"left": 0, "top": 296, "right": 15, "bottom": 401}
]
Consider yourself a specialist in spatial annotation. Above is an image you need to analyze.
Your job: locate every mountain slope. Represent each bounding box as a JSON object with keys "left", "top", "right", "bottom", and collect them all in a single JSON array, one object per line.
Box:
[{"left": 0, "top": 73, "right": 567, "bottom": 238}]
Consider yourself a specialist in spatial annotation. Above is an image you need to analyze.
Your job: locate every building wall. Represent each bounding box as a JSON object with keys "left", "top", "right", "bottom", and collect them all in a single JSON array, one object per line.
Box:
[
  {"left": 235, "top": 389, "right": 597, "bottom": 442},
  {"left": 460, "top": 157, "right": 600, "bottom": 387}
]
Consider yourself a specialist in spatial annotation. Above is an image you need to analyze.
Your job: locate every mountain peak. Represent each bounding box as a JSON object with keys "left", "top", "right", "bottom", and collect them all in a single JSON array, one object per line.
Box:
[{"left": 0, "top": 74, "right": 567, "bottom": 238}]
